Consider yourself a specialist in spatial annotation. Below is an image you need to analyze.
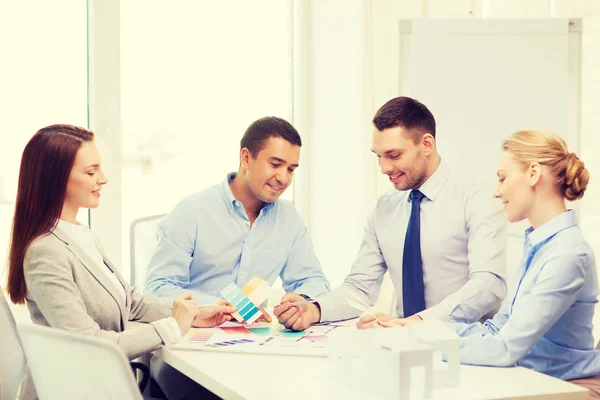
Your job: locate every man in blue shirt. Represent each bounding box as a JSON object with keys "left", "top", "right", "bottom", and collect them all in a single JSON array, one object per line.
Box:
[{"left": 144, "top": 117, "right": 330, "bottom": 306}]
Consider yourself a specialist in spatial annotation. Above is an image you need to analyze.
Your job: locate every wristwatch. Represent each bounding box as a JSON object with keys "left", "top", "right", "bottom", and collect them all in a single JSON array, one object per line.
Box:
[{"left": 298, "top": 293, "right": 321, "bottom": 313}]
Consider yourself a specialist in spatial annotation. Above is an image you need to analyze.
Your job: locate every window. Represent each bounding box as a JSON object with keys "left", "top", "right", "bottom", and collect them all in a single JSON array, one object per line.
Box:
[
  {"left": 0, "top": 0, "right": 88, "bottom": 318},
  {"left": 119, "top": 1, "right": 294, "bottom": 279}
]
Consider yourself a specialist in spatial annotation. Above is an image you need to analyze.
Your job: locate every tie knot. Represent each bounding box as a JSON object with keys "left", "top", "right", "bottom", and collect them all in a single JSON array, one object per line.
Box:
[{"left": 409, "top": 190, "right": 424, "bottom": 202}]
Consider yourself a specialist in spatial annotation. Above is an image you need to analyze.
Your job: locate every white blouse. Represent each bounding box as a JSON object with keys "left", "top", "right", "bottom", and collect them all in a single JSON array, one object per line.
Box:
[{"left": 57, "top": 220, "right": 126, "bottom": 303}]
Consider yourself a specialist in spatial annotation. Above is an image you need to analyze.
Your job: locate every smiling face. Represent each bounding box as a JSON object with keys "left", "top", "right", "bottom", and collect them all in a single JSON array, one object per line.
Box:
[
  {"left": 64, "top": 141, "right": 108, "bottom": 211},
  {"left": 371, "top": 126, "right": 429, "bottom": 191},
  {"left": 494, "top": 150, "right": 534, "bottom": 223},
  {"left": 242, "top": 136, "right": 299, "bottom": 203}
]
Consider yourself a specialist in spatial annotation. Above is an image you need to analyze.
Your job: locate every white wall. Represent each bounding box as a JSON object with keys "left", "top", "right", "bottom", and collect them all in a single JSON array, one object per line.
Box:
[{"left": 300, "top": 0, "right": 600, "bottom": 317}]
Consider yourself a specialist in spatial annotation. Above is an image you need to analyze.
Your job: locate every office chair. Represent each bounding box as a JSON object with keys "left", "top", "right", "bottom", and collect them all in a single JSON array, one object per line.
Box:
[
  {"left": 17, "top": 323, "right": 151, "bottom": 400},
  {"left": 0, "top": 287, "right": 26, "bottom": 400},
  {"left": 129, "top": 214, "right": 166, "bottom": 287}
]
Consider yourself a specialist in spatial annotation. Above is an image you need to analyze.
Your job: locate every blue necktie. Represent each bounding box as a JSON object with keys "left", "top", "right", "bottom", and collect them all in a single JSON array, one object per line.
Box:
[{"left": 402, "top": 189, "right": 426, "bottom": 317}]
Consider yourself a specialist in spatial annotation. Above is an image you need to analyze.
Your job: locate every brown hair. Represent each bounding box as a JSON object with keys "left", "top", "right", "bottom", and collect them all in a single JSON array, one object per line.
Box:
[
  {"left": 502, "top": 130, "right": 589, "bottom": 201},
  {"left": 6, "top": 124, "right": 94, "bottom": 304},
  {"left": 240, "top": 117, "right": 302, "bottom": 158},
  {"left": 372, "top": 96, "right": 436, "bottom": 141}
]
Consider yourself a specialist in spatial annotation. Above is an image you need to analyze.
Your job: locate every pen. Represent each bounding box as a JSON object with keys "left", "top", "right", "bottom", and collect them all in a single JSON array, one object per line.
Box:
[{"left": 273, "top": 299, "right": 318, "bottom": 308}]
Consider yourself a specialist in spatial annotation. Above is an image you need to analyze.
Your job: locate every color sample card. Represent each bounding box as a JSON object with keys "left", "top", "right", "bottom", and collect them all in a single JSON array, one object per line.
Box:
[
  {"left": 242, "top": 276, "right": 271, "bottom": 306},
  {"left": 221, "top": 326, "right": 252, "bottom": 335},
  {"left": 248, "top": 327, "right": 272, "bottom": 336},
  {"left": 189, "top": 330, "right": 214, "bottom": 343},
  {"left": 221, "top": 282, "right": 261, "bottom": 323},
  {"left": 280, "top": 330, "right": 306, "bottom": 338},
  {"left": 205, "top": 338, "right": 254, "bottom": 348}
]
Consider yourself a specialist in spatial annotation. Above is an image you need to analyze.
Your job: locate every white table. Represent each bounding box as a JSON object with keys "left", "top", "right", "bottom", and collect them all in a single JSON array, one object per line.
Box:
[{"left": 154, "top": 347, "right": 588, "bottom": 400}]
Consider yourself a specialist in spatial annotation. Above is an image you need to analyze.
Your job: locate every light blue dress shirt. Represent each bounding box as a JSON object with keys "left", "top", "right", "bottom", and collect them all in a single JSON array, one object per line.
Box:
[
  {"left": 144, "top": 173, "right": 330, "bottom": 304},
  {"left": 447, "top": 210, "right": 600, "bottom": 380},
  {"left": 318, "top": 159, "right": 507, "bottom": 322}
]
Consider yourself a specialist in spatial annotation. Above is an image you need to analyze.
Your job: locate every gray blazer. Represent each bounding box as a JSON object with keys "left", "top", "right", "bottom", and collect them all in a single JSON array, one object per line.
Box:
[{"left": 18, "top": 225, "right": 173, "bottom": 400}]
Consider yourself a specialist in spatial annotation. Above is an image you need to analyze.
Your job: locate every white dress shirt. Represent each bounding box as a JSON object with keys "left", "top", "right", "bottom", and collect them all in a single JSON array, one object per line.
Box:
[{"left": 318, "top": 159, "right": 507, "bottom": 322}]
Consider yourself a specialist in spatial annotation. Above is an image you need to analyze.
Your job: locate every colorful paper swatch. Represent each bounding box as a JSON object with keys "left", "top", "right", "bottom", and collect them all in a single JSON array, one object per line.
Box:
[
  {"left": 242, "top": 276, "right": 271, "bottom": 306},
  {"left": 248, "top": 327, "right": 272, "bottom": 336},
  {"left": 280, "top": 330, "right": 306, "bottom": 338},
  {"left": 205, "top": 338, "right": 254, "bottom": 348},
  {"left": 221, "top": 326, "right": 252, "bottom": 335},
  {"left": 185, "top": 329, "right": 214, "bottom": 344},
  {"left": 221, "top": 282, "right": 262, "bottom": 323}
]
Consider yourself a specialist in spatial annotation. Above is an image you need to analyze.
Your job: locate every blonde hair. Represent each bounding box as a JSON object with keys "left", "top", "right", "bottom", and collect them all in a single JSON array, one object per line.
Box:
[{"left": 502, "top": 130, "right": 589, "bottom": 201}]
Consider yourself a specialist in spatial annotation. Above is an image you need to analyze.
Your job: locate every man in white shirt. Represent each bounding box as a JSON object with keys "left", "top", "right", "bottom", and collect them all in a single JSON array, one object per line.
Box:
[{"left": 275, "top": 96, "right": 507, "bottom": 330}]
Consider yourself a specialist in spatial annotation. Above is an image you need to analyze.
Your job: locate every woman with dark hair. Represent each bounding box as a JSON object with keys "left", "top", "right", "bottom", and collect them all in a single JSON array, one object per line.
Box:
[{"left": 6, "top": 124, "right": 234, "bottom": 400}]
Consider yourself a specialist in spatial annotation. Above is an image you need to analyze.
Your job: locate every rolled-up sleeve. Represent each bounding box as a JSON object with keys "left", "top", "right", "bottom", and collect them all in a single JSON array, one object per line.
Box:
[
  {"left": 451, "top": 253, "right": 585, "bottom": 367},
  {"left": 419, "top": 185, "right": 507, "bottom": 322}
]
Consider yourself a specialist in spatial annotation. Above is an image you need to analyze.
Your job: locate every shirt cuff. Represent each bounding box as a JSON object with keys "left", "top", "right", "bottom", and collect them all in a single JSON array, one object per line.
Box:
[
  {"left": 442, "top": 320, "right": 461, "bottom": 335},
  {"left": 150, "top": 317, "right": 182, "bottom": 345},
  {"left": 315, "top": 294, "right": 350, "bottom": 322},
  {"left": 295, "top": 283, "right": 329, "bottom": 300}
]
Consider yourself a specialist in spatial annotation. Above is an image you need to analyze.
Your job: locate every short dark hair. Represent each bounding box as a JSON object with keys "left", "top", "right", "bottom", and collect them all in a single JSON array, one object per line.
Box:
[
  {"left": 240, "top": 117, "right": 302, "bottom": 157},
  {"left": 372, "top": 96, "right": 436, "bottom": 140}
]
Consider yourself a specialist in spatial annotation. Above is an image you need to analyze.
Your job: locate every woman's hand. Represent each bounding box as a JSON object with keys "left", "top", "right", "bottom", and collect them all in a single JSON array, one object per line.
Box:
[
  {"left": 378, "top": 315, "right": 423, "bottom": 328},
  {"left": 172, "top": 292, "right": 202, "bottom": 335},
  {"left": 192, "top": 299, "right": 237, "bottom": 328},
  {"left": 356, "top": 312, "right": 394, "bottom": 329}
]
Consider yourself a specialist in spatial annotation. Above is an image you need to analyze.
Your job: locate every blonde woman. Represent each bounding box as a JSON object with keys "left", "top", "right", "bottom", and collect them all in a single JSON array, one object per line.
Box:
[
  {"left": 369, "top": 130, "right": 600, "bottom": 398},
  {"left": 6, "top": 124, "right": 235, "bottom": 399}
]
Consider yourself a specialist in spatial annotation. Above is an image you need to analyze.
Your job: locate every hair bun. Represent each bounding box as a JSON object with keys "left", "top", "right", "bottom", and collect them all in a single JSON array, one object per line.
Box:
[{"left": 563, "top": 153, "right": 589, "bottom": 201}]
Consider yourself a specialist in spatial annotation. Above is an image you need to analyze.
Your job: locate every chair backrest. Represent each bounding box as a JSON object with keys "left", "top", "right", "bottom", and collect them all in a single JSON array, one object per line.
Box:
[
  {"left": 129, "top": 214, "right": 166, "bottom": 286},
  {"left": 17, "top": 323, "right": 143, "bottom": 400},
  {"left": 0, "top": 287, "right": 26, "bottom": 400}
]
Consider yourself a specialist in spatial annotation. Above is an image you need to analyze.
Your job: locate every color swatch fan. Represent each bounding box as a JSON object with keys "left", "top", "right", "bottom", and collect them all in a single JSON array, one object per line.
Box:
[
  {"left": 220, "top": 278, "right": 270, "bottom": 324},
  {"left": 242, "top": 276, "right": 271, "bottom": 305}
]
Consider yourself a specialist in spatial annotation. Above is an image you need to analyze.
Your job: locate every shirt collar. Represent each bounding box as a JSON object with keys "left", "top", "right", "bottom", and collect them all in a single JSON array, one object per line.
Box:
[
  {"left": 220, "top": 172, "right": 276, "bottom": 216},
  {"left": 220, "top": 172, "right": 238, "bottom": 215},
  {"left": 408, "top": 158, "right": 450, "bottom": 202},
  {"left": 525, "top": 210, "right": 578, "bottom": 247},
  {"left": 57, "top": 219, "right": 87, "bottom": 236}
]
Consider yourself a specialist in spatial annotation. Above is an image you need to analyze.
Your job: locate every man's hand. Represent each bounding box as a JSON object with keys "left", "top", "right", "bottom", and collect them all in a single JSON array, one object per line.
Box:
[
  {"left": 356, "top": 312, "right": 394, "bottom": 329},
  {"left": 273, "top": 293, "right": 320, "bottom": 331}
]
